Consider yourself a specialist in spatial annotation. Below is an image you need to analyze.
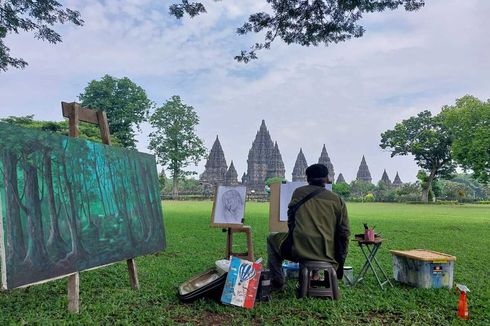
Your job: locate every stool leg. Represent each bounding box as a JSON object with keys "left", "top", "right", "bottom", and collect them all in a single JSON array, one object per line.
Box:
[
  {"left": 298, "top": 265, "right": 309, "bottom": 298},
  {"left": 330, "top": 269, "right": 340, "bottom": 300},
  {"left": 245, "top": 228, "right": 254, "bottom": 261}
]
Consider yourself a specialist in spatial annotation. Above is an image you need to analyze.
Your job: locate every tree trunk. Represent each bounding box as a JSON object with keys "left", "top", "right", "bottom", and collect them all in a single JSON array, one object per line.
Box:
[
  {"left": 107, "top": 158, "right": 135, "bottom": 246},
  {"left": 44, "top": 151, "right": 68, "bottom": 260},
  {"left": 60, "top": 155, "right": 88, "bottom": 261},
  {"left": 130, "top": 157, "right": 149, "bottom": 240},
  {"left": 172, "top": 172, "right": 179, "bottom": 200},
  {"left": 420, "top": 169, "right": 436, "bottom": 203},
  {"left": 22, "top": 158, "right": 50, "bottom": 268},
  {"left": 421, "top": 187, "right": 429, "bottom": 203},
  {"left": 2, "top": 151, "right": 26, "bottom": 262}
]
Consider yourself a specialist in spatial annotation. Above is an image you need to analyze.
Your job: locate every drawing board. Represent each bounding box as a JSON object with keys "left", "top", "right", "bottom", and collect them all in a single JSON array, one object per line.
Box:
[
  {"left": 211, "top": 186, "right": 246, "bottom": 227},
  {"left": 269, "top": 181, "right": 333, "bottom": 232}
]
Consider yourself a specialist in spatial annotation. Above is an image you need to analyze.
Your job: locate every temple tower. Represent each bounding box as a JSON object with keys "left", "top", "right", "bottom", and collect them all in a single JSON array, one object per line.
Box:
[
  {"left": 336, "top": 173, "right": 346, "bottom": 184},
  {"left": 393, "top": 172, "right": 403, "bottom": 187},
  {"left": 224, "top": 161, "right": 239, "bottom": 186},
  {"left": 244, "top": 120, "right": 276, "bottom": 192},
  {"left": 292, "top": 148, "right": 308, "bottom": 182},
  {"left": 267, "top": 142, "right": 286, "bottom": 180},
  {"left": 356, "top": 155, "right": 372, "bottom": 183},
  {"left": 380, "top": 169, "right": 392, "bottom": 185},
  {"left": 200, "top": 135, "right": 228, "bottom": 187},
  {"left": 318, "top": 144, "right": 335, "bottom": 183}
]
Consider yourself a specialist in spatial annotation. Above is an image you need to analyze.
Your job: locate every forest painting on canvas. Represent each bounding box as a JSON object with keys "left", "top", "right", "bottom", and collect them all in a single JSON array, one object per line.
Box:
[{"left": 0, "top": 122, "right": 165, "bottom": 289}]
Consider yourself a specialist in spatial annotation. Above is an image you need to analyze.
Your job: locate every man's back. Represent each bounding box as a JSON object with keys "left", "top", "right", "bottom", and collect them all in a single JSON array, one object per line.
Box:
[{"left": 289, "top": 185, "right": 350, "bottom": 267}]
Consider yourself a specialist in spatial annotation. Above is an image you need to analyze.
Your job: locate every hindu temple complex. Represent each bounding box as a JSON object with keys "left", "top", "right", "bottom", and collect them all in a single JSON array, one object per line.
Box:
[{"left": 200, "top": 122, "right": 404, "bottom": 192}]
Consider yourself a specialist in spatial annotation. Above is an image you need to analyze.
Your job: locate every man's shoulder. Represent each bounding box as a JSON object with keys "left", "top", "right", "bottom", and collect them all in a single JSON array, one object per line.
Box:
[{"left": 293, "top": 185, "right": 341, "bottom": 201}]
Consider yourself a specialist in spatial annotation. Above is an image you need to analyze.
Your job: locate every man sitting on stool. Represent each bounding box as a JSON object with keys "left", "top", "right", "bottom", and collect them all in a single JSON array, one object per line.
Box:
[{"left": 267, "top": 164, "right": 351, "bottom": 290}]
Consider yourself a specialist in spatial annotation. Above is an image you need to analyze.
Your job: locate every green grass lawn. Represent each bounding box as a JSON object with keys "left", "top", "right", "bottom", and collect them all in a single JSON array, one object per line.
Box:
[{"left": 0, "top": 202, "right": 489, "bottom": 325}]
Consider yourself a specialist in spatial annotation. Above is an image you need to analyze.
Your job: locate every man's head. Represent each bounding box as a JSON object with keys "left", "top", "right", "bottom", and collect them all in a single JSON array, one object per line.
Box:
[{"left": 305, "top": 164, "right": 329, "bottom": 186}]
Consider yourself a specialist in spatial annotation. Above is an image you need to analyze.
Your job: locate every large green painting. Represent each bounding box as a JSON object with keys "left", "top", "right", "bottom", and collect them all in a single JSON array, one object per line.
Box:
[{"left": 0, "top": 122, "right": 165, "bottom": 289}]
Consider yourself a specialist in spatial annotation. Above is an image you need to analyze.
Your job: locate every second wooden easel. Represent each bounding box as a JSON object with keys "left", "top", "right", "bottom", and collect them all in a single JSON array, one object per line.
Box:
[{"left": 61, "top": 101, "right": 140, "bottom": 313}]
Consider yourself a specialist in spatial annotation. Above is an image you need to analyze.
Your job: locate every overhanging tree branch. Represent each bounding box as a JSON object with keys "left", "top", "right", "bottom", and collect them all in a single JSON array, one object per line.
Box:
[{"left": 169, "top": 0, "right": 425, "bottom": 62}]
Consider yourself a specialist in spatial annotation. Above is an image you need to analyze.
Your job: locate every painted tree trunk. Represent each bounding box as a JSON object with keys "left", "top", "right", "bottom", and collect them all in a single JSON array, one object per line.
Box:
[
  {"left": 22, "top": 159, "right": 50, "bottom": 268},
  {"left": 44, "top": 151, "right": 68, "bottom": 260},
  {"left": 2, "top": 152, "right": 26, "bottom": 262}
]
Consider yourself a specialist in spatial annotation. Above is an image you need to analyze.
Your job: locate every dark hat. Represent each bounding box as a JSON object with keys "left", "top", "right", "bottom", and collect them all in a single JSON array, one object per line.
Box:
[{"left": 305, "top": 164, "right": 329, "bottom": 179}]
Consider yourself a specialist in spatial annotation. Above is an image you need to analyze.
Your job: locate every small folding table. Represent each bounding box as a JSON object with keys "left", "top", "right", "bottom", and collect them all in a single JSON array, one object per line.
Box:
[{"left": 352, "top": 237, "right": 393, "bottom": 289}]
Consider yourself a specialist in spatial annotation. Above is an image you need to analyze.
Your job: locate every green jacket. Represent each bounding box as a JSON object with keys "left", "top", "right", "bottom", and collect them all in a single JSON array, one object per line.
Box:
[{"left": 288, "top": 185, "right": 350, "bottom": 268}]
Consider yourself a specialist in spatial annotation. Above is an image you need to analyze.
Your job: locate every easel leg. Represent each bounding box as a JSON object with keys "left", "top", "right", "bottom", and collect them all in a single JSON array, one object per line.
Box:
[
  {"left": 127, "top": 259, "right": 140, "bottom": 289},
  {"left": 225, "top": 228, "right": 232, "bottom": 259},
  {"left": 67, "top": 273, "right": 80, "bottom": 313}
]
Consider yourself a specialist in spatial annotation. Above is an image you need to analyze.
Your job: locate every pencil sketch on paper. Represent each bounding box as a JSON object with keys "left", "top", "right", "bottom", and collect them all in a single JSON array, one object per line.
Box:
[{"left": 213, "top": 186, "right": 246, "bottom": 225}]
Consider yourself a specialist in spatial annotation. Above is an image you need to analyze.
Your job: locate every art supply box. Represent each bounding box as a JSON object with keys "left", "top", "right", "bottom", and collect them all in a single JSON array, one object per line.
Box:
[
  {"left": 390, "top": 249, "right": 456, "bottom": 289},
  {"left": 178, "top": 267, "right": 227, "bottom": 303}
]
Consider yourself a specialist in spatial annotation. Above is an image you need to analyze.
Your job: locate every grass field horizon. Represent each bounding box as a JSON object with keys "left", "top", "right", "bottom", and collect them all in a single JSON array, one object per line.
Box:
[{"left": 0, "top": 201, "right": 488, "bottom": 325}]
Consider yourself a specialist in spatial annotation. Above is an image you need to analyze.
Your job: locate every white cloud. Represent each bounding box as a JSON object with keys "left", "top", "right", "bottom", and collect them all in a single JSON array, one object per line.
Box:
[{"left": 1, "top": 0, "right": 489, "bottom": 183}]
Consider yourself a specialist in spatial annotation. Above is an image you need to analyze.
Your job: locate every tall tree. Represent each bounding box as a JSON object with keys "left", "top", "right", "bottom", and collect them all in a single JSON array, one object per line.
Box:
[
  {"left": 441, "top": 95, "right": 490, "bottom": 184},
  {"left": 0, "top": 0, "right": 83, "bottom": 72},
  {"left": 169, "top": 0, "right": 425, "bottom": 62},
  {"left": 380, "top": 110, "right": 455, "bottom": 202},
  {"left": 148, "top": 96, "right": 206, "bottom": 199},
  {"left": 79, "top": 75, "right": 153, "bottom": 149}
]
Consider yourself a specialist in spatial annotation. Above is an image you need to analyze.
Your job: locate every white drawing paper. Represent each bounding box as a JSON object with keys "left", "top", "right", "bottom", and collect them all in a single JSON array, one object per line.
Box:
[{"left": 279, "top": 182, "right": 333, "bottom": 222}]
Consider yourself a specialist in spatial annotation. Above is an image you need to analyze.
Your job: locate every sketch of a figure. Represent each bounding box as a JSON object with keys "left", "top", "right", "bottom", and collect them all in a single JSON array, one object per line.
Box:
[
  {"left": 222, "top": 189, "right": 243, "bottom": 222},
  {"left": 212, "top": 186, "right": 246, "bottom": 225}
]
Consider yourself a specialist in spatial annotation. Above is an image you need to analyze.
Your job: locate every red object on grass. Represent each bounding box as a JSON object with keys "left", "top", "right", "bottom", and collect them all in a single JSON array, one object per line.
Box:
[{"left": 458, "top": 291, "right": 469, "bottom": 320}]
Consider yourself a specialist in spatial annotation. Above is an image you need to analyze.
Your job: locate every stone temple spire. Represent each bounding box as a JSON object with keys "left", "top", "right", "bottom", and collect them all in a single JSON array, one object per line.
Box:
[
  {"left": 356, "top": 155, "right": 372, "bottom": 183},
  {"left": 393, "top": 172, "right": 403, "bottom": 187},
  {"left": 245, "top": 120, "right": 276, "bottom": 192},
  {"left": 241, "top": 172, "right": 247, "bottom": 184},
  {"left": 267, "top": 142, "right": 286, "bottom": 179},
  {"left": 380, "top": 169, "right": 392, "bottom": 185},
  {"left": 292, "top": 148, "right": 308, "bottom": 182},
  {"left": 318, "top": 144, "right": 335, "bottom": 183},
  {"left": 200, "top": 135, "right": 228, "bottom": 186},
  {"left": 224, "top": 161, "right": 239, "bottom": 186},
  {"left": 336, "top": 173, "right": 346, "bottom": 184}
]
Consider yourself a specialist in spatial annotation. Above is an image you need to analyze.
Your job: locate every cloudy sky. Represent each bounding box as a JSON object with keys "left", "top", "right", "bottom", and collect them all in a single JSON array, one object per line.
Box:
[{"left": 1, "top": 0, "right": 489, "bottom": 183}]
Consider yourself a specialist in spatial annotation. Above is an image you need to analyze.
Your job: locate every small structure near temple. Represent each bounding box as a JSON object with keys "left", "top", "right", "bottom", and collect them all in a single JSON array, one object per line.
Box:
[
  {"left": 318, "top": 144, "right": 335, "bottom": 183},
  {"left": 380, "top": 169, "right": 392, "bottom": 185},
  {"left": 292, "top": 148, "right": 308, "bottom": 182},
  {"left": 200, "top": 135, "right": 228, "bottom": 189},
  {"left": 336, "top": 173, "right": 346, "bottom": 184},
  {"left": 224, "top": 161, "right": 239, "bottom": 186},
  {"left": 356, "top": 155, "right": 372, "bottom": 183},
  {"left": 392, "top": 172, "right": 403, "bottom": 187}
]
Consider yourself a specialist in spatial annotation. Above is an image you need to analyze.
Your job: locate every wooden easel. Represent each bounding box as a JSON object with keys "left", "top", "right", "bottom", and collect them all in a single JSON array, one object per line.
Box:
[
  {"left": 61, "top": 102, "right": 140, "bottom": 313},
  {"left": 225, "top": 226, "right": 254, "bottom": 262},
  {"left": 209, "top": 186, "right": 254, "bottom": 262}
]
